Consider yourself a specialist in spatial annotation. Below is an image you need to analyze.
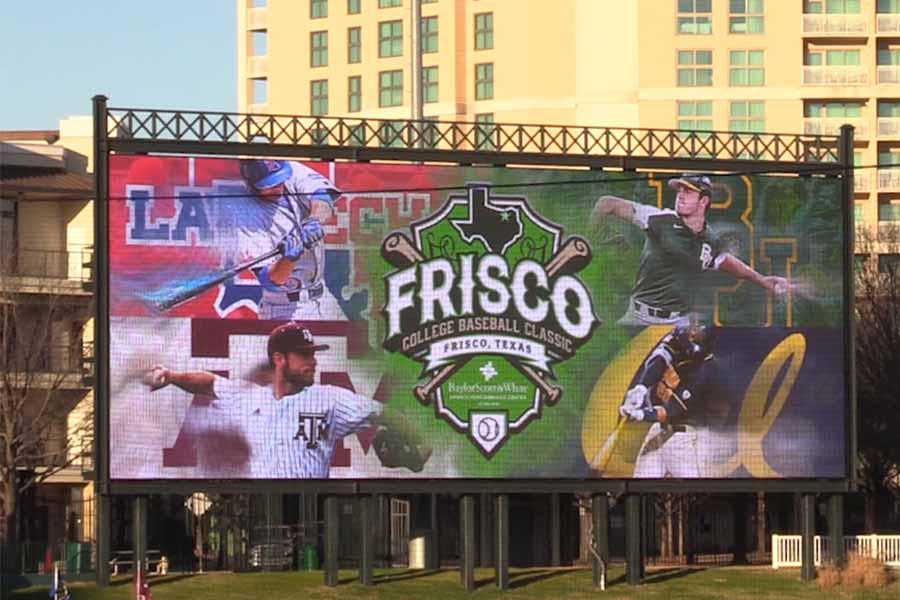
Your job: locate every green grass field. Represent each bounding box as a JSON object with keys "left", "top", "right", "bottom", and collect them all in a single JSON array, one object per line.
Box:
[{"left": 8, "top": 566, "right": 900, "bottom": 600}]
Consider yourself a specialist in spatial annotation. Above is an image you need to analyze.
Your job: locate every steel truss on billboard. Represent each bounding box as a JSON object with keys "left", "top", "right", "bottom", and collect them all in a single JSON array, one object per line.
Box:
[{"left": 93, "top": 96, "right": 855, "bottom": 498}]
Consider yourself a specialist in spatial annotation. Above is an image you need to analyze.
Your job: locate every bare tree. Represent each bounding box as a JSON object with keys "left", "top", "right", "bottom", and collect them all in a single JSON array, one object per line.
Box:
[
  {"left": 854, "top": 224, "right": 900, "bottom": 531},
  {"left": 0, "top": 251, "right": 94, "bottom": 547}
]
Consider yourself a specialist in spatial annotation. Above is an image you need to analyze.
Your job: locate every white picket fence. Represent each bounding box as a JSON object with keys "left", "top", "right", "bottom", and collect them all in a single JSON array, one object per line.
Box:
[{"left": 772, "top": 534, "right": 900, "bottom": 569}]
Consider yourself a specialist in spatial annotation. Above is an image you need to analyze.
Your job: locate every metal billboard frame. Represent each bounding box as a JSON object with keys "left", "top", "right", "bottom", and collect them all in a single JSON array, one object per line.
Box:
[{"left": 93, "top": 95, "right": 855, "bottom": 497}]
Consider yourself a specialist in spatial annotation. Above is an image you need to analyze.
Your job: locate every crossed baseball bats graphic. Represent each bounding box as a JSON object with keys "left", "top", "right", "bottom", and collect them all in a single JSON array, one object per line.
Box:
[{"left": 382, "top": 232, "right": 593, "bottom": 406}]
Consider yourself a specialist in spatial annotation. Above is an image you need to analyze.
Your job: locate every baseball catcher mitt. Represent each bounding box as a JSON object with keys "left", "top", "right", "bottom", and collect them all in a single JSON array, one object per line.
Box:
[{"left": 373, "top": 427, "right": 432, "bottom": 473}]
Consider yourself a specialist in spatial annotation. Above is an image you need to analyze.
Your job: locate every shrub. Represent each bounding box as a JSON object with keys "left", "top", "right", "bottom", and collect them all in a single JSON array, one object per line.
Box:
[
  {"left": 842, "top": 552, "right": 891, "bottom": 588},
  {"left": 816, "top": 561, "right": 841, "bottom": 588}
]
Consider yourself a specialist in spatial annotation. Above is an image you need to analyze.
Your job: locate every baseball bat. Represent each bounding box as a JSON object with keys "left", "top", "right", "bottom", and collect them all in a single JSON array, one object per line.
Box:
[
  {"left": 518, "top": 364, "right": 562, "bottom": 405},
  {"left": 383, "top": 232, "right": 425, "bottom": 267},
  {"left": 589, "top": 417, "right": 628, "bottom": 473},
  {"left": 414, "top": 362, "right": 465, "bottom": 404},
  {"left": 149, "top": 246, "right": 283, "bottom": 311}
]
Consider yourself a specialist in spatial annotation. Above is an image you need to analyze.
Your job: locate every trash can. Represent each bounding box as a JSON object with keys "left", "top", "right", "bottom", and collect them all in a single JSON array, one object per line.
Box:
[
  {"left": 408, "top": 530, "right": 434, "bottom": 570},
  {"left": 302, "top": 544, "right": 320, "bottom": 571}
]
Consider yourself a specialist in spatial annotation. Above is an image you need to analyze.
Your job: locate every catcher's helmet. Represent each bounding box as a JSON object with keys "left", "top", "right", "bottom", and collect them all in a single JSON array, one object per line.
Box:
[
  {"left": 240, "top": 159, "right": 292, "bottom": 190},
  {"left": 668, "top": 324, "right": 717, "bottom": 361}
]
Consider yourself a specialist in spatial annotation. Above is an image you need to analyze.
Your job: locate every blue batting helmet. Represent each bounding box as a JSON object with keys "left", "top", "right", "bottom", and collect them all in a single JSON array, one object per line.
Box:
[{"left": 240, "top": 159, "right": 292, "bottom": 190}]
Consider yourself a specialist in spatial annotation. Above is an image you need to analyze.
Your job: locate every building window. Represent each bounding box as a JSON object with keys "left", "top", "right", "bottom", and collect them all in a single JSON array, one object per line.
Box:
[
  {"left": 880, "top": 203, "right": 900, "bottom": 221},
  {"left": 423, "top": 66, "right": 438, "bottom": 103},
  {"left": 878, "top": 0, "right": 900, "bottom": 13},
  {"left": 379, "top": 20, "right": 403, "bottom": 57},
  {"left": 806, "top": 0, "right": 861, "bottom": 13},
  {"left": 475, "top": 113, "right": 496, "bottom": 150},
  {"left": 807, "top": 48, "right": 861, "bottom": 69},
  {"left": 379, "top": 69, "right": 403, "bottom": 106},
  {"left": 252, "top": 78, "right": 268, "bottom": 104},
  {"left": 311, "top": 0, "right": 328, "bottom": 19},
  {"left": 806, "top": 101, "right": 863, "bottom": 118},
  {"left": 729, "top": 50, "right": 765, "bottom": 85},
  {"left": 475, "top": 63, "right": 494, "bottom": 100},
  {"left": 311, "top": 79, "right": 328, "bottom": 115},
  {"left": 730, "top": 0, "right": 764, "bottom": 33},
  {"left": 311, "top": 31, "right": 328, "bottom": 67},
  {"left": 677, "top": 50, "right": 713, "bottom": 86},
  {"left": 348, "top": 76, "right": 362, "bottom": 112},
  {"left": 854, "top": 203, "right": 864, "bottom": 224},
  {"left": 252, "top": 31, "right": 267, "bottom": 56},
  {"left": 348, "top": 27, "right": 361, "bottom": 63},
  {"left": 422, "top": 16, "right": 439, "bottom": 53},
  {"left": 475, "top": 13, "right": 494, "bottom": 49},
  {"left": 878, "top": 48, "right": 900, "bottom": 66},
  {"left": 422, "top": 0, "right": 437, "bottom": 3},
  {"left": 677, "top": 101, "right": 713, "bottom": 130},
  {"left": 729, "top": 101, "right": 765, "bottom": 132},
  {"left": 677, "top": 0, "right": 712, "bottom": 34},
  {"left": 348, "top": 0, "right": 360, "bottom": 14},
  {"left": 379, "top": 0, "right": 401, "bottom": 7}
]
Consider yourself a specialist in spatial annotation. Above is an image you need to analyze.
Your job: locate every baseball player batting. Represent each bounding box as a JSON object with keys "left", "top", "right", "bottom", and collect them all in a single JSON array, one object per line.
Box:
[
  {"left": 216, "top": 160, "right": 344, "bottom": 320},
  {"left": 145, "top": 322, "right": 431, "bottom": 478},
  {"left": 591, "top": 174, "right": 791, "bottom": 327},
  {"left": 617, "top": 323, "right": 717, "bottom": 478}
]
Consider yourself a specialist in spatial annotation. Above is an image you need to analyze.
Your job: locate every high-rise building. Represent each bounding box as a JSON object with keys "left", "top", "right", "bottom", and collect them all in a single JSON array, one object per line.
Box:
[{"left": 237, "top": 0, "right": 900, "bottom": 251}]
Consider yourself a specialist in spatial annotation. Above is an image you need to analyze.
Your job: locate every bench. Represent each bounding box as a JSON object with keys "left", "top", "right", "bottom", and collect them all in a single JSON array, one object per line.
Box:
[{"left": 109, "top": 550, "right": 167, "bottom": 576}]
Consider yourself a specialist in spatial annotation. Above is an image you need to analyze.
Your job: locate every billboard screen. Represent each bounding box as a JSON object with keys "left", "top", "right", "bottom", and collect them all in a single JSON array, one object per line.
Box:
[{"left": 108, "top": 155, "right": 846, "bottom": 480}]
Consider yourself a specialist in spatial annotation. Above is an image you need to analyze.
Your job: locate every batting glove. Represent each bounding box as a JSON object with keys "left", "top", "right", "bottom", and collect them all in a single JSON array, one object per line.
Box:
[
  {"left": 280, "top": 231, "right": 305, "bottom": 261},
  {"left": 622, "top": 385, "right": 648, "bottom": 411},
  {"left": 300, "top": 218, "right": 325, "bottom": 249}
]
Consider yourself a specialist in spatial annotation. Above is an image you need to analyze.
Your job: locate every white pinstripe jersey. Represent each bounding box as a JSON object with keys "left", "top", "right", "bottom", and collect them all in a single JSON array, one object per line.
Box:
[
  {"left": 209, "top": 377, "right": 277, "bottom": 478},
  {"left": 260, "top": 385, "right": 383, "bottom": 479}
]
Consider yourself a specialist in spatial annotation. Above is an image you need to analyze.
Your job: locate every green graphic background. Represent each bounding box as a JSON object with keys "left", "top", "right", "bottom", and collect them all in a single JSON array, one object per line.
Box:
[{"left": 352, "top": 167, "right": 844, "bottom": 478}]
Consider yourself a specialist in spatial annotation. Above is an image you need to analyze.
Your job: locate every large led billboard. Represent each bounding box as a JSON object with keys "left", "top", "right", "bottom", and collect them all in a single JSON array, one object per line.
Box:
[{"left": 108, "top": 155, "right": 846, "bottom": 480}]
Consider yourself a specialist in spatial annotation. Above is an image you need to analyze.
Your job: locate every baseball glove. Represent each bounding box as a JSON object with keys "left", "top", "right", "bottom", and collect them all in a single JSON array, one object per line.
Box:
[{"left": 373, "top": 427, "right": 431, "bottom": 473}]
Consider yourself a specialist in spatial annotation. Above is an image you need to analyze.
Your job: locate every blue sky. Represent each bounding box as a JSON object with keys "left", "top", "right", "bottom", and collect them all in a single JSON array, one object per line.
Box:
[{"left": 0, "top": 1, "right": 235, "bottom": 130}]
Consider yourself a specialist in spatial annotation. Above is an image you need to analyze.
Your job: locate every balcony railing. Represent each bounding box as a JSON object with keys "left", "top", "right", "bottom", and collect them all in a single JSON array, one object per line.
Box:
[
  {"left": 877, "top": 65, "right": 900, "bottom": 84},
  {"left": 877, "top": 117, "right": 900, "bottom": 138},
  {"left": 877, "top": 13, "right": 900, "bottom": 33},
  {"left": 804, "top": 117, "right": 867, "bottom": 139},
  {"left": 802, "top": 14, "right": 868, "bottom": 35},
  {"left": 0, "top": 247, "right": 94, "bottom": 282},
  {"left": 247, "top": 55, "right": 267, "bottom": 78},
  {"left": 247, "top": 6, "right": 267, "bottom": 29},
  {"left": 879, "top": 221, "right": 900, "bottom": 241},
  {"left": 802, "top": 65, "right": 868, "bottom": 86},
  {"left": 855, "top": 171, "right": 871, "bottom": 192},
  {"left": 878, "top": 168, "right": 900, "bottom": 191}
]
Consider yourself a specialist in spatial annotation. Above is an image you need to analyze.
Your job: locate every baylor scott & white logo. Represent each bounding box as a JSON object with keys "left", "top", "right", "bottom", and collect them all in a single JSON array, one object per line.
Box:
[{"left": 381, "top": 185, "right": 600, "bottom": 456}]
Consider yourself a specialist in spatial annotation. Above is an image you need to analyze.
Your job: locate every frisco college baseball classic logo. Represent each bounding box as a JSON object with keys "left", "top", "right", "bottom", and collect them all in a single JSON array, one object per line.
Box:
[{"left": 381, "top": 185, "right": 600, "bottom": 456}]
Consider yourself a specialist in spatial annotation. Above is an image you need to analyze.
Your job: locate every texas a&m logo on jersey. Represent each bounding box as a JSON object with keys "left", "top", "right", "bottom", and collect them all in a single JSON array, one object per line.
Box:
[{"left": 381, "top": 185, "right": 601, "bottom": 456}]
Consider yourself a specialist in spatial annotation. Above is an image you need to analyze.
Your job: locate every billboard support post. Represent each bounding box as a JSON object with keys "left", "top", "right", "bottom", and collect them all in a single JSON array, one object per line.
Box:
[
  {"left": 591, "top": 493, "right": 609, "bottom": 587},
  {"left": 801, "top": 493, "right": 816, "bottom": 581},
  {"left": 133, "top": 496, "right": 147, "bottom": 576},
  {"left": 625, "top": 494, "right": 642, "bottom": 585},
  {"left": 460, "top": 495, "right": 476, "bottom": 591},
  {"left": 495, "top": 494, "right": 509, "bottom": 589},
  {"left": 324, "top": 496, "right": 339, "bottom": 586},
  {"left": 430, "top": 493, "right": 440, "bottom": 569},
  {"left": 828, "top": 494, "right": 844, "bottom": 567},
  {"left": 92, "top": 93, "right": 111, "bottom": 588},
  {"left": 551, "top": 493, "right": 560, "bottom": 566},
  {"left": 839, "top": 124, "right": 857, "bottom": 493},
  {"left": 359, "top": 495, "right": 374, "bottom": 586},
  {"left": 479, "top": 494, "right": 493, "bottom": 567}
]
